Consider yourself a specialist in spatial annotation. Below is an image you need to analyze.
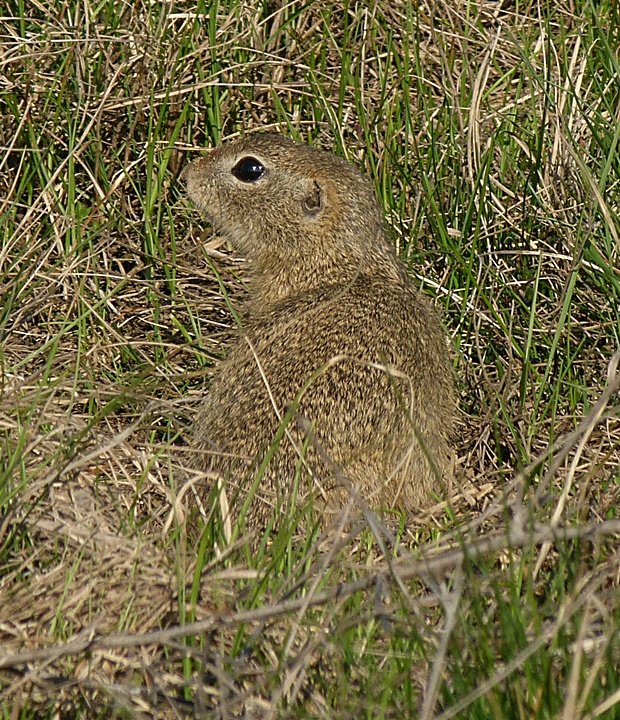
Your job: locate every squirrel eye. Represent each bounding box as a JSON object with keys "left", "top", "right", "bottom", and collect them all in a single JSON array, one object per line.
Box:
[{"left": 232, "top": 156, "right": 265, "bottom": 182}]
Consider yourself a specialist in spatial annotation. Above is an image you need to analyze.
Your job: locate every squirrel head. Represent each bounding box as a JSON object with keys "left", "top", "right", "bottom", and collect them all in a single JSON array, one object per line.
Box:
[{"left": 183, "top": 134, "right": 399, "bottom": 299}]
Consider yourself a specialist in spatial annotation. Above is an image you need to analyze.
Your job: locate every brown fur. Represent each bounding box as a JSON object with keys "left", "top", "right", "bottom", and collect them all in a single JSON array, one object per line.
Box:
[{"left": 183, "top": 134, "right": 455, "bottom": 532}]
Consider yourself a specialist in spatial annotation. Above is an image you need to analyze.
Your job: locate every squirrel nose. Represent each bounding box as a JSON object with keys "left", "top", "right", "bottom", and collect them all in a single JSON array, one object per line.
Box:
[{"left": 180, "top": 163, "right": 192, "bottom": 182}]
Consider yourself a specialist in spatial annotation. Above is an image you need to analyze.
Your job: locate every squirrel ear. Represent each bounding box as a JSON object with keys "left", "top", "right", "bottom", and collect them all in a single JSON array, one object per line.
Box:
[{"left": 302, "top": 180, "right": 324, "bottom": 216}]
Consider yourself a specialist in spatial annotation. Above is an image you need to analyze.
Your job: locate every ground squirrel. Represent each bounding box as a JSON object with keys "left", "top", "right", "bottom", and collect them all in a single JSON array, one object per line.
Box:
[{"left": 183, "top": 133, "right": 455, "bottom": 535}]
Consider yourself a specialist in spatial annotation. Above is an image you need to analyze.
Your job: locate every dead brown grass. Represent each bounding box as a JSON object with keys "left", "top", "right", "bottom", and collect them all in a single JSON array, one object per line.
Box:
[{"left": 1, "top": 0, "right": 619, "bottom": 717}]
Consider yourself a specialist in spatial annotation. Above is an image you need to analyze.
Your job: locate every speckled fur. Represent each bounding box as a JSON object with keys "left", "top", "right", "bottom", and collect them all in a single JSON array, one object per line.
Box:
[{"left": 183, "top": 134, "right": 455, "bottom": 530}]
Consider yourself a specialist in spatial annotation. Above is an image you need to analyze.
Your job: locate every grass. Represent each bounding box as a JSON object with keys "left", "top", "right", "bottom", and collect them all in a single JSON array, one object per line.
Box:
[{"left": 1, "top": 0, "right": 620, "bottom": 717}]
